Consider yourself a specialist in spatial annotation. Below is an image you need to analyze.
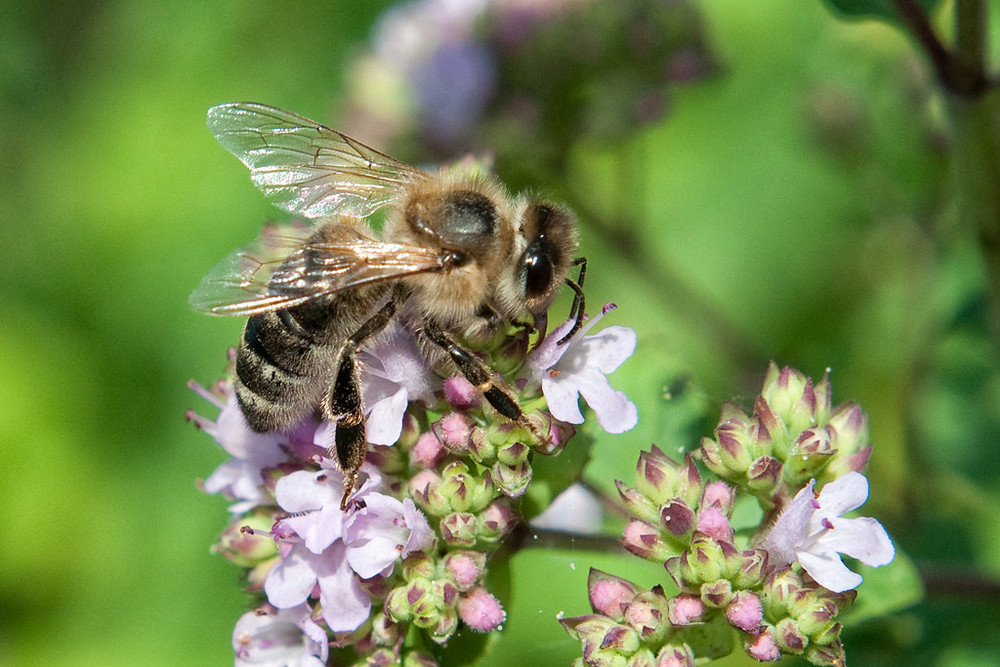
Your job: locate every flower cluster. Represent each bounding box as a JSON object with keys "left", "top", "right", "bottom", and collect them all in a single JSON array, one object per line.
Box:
[
  {"left": 191, "top": 306, "right": 636, "bottom": 665},
  {"left": 562, "top": 364, "right": 895, "bottom": 666}
]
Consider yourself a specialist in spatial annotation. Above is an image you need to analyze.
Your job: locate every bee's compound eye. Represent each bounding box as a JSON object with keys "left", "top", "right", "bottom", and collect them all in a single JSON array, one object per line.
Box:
[{"left": 523, "top": 237, "right": 555, "bottom": 298}]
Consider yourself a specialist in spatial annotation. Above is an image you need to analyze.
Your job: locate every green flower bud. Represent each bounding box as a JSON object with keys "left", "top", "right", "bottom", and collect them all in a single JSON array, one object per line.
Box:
[
  {"left": 617, "top": 480, "right": 660, "bottom": 525},
  {"left": 700, "top": 578, "right": 733, "bottom": 608},
  {"left": 774, "top": 617, "right": 808, "bottom": 654},
  {"left": 761, "top": 568, "right": 804, "bottom": 620},
  {"left": 369, "top": 610, "right": 402, "bottom": 648},
  {"left": 782, "top": 427, "right": 835, "bottom": 487},
  {"left": 672, "top": 611, "right": 737, "bottom": 661},
  {"left": 497, "top": 439, "right": 530, "bottom": 466},
  {"left": 760, "top": 363, "right": 831, "bottom": 437},
  {"left": 632, "top": 446, "right": 701, "bottom": 508},
  {"left": 440, "top": 512, "right": 478, "bottom": 547},
  {"left": 491, "top": 460, "right": 533, "bottom": 497},
  {"left": 623, "top": 586, "right": 671, "bottom": 645},
  {"left": 437, "top": 461, "right": 495, "bottom": 513},
  {"left": 214, "top": 513, "right": 278, "bottom": 568},
  {"left": 469, "top": 425, "right": 497, "bottom": 462},
  {"left": 477, "top": 499, "right": 517, "bottom": 543},
  {"left": 659, "top": 499, "right": 695, "bottom": 541},
  {"left": 626, "top": 649, "right": 656, "bottom": 667},
  {"left": 788, "top": 588, "right": 854, "bottom": 639},
  {"left": 746, "top": 456, "right": 783, "bottom": 500},
  {"left": 561, "top": 615, "right": 637, "bottom": 667},
  {"left": 804, "top": 639, "right": 847, "bottom": 666},
  {"left": 821, "top": 402, "right": 872, "bottom": 482},
  {"left": 731, "top": 548, "right": 769, "bottom": 590},
  {"left": 428, "top": 608, "right": 459, "bottom": 644},
  {"left": 401, "top": 553, "right": 435, "bottom": 581}
]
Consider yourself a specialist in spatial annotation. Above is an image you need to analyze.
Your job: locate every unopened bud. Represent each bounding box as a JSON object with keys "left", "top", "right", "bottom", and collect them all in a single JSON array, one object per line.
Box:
[
  {"left": 458, "top": 587, "right": 506, "bottom": 633},
  {"left": 440, "top": 512, "right": 478, "bottom": 547},
  {"left": 492, "top": 460, "right": 533, "bottom": 498},
  {"left": 478, "top": 499, "right": 517, "bottom": 542},
  {"left": 443, "top": 550, "right": 487, "bottom": 591},
  {"left": 725, "top": 591, "right": 764, "bottom": 633},
  {"left": 588, "top": 569, "right": 638, "bottom": 620}
]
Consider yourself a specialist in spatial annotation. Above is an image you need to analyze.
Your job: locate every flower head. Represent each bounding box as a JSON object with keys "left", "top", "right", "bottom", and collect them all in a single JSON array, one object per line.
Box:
[
  {"left": 264, "top": 462, "right": 434, "bottom": 632},
  {"left": 759, "top": 472, "right": 894, "bottom": 592},
  {"left": 359, "top": 324, "right": 439, "bottom": 445},
  {"left": 233, "top": 604, "right": 329, "bottom": 667},
  {"left": 192, "top": 389, "right": 293, "bottom": 513},
  {"left": 526, "top": 304, "right": 637, "bottom": 433}
]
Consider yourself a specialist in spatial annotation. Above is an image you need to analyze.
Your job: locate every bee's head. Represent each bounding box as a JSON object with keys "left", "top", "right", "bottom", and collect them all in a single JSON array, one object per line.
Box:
[{"left": 516, "top": 202, "right": 578, "bottom": 315}]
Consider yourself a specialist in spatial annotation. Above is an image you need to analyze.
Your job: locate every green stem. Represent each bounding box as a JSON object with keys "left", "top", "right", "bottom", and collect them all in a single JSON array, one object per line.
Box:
[
  {"left": 891, "top": 0, "right": 953, "bottom": 88},
  {"left": 946, "top": 90, "right": 1000, "bottom": 342},
  {"left": 954, "top": 0, "right": 986, "bottom": 87}
]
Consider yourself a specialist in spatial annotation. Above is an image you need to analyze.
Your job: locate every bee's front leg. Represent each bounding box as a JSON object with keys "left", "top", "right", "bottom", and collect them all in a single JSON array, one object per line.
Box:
[{"left": 422, "top": 320, "right": 544, "bottom": 442}]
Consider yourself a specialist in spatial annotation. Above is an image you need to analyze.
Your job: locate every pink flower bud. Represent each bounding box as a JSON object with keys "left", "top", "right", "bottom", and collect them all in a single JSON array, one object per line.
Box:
[
  {"left": 444, "top": 551, "right": 486, "bottom": 590},
  {"left": 443, "top": 376, "right": 480, "bottom": 409},
  {"left": 696, "top": 507, "right": 734, "bottom": 544},
  {"left": 458, "top": 587, "right": 506, "bottom": 632},
  {"left": 725, "top": 591, "right": 764, "bottom": 633},
  {"left": 410, "top": 432, "right": 444, "bottom": 469},
  {"left": 700, "top": 481, "right": 735, "bottom": 513},
  {"left": 667, "top": 594, "right": 705, "bottom": 625},
  {"left": 434, "top": 413, "right": 473, "bottom": 453},
  {"left": 745, "top": 628, "right": 781, "bottom": 661},
  {"left": 587, "top": 570, "right": 637, "bottom": 618}
]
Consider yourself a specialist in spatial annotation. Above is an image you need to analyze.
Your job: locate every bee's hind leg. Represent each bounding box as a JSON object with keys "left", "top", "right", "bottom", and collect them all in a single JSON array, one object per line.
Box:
[{"left": 323, "top": 295, "right": 399, "bottom": 510}]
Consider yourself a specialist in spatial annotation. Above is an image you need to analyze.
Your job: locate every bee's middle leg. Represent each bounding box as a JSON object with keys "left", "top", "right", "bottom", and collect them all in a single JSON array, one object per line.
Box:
[{"left": 324, "top": 297, "right": 399, "bottom": 509}]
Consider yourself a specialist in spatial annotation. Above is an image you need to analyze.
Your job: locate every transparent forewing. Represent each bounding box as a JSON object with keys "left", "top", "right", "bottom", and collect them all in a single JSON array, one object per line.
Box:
[
  {"left": 189, "top": 225, "right": 447, "bottom": 316},
  {"left": 206, "top": 102, "right": 427, "bottom": 219}
]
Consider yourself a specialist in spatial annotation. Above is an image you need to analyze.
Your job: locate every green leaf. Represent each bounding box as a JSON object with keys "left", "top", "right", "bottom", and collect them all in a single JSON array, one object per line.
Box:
[{"left": 821, "top": 0, "right": 942, "bottom": 24}]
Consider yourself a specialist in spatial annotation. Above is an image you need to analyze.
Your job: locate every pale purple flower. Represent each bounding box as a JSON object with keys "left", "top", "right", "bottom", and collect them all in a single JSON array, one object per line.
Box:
[
  {"left": 526, "top": 304, "right": 638, "bottom": 434},
  {"left": 358, "top": 324, "right": 439, "bottom": 445},
  {"left": 195, "top": 390, "right": 288, "bottom": 513},
  {"left": 346, "top": 493, "right": 436, "bottom": 577},
  {"left": 264, "top": 462, "right": 434, "bottom": 632},
  {"left": 759, "top": 472, "right": 894, "bottom": 592},
  {"left": 233, "top": 603, "right": 328, "bottom": 667}
]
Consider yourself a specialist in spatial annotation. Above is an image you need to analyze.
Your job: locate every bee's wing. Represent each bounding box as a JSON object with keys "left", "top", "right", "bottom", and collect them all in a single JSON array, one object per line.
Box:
[
  {"left": 206, "top": 102, "right": 427, "bottom": 219},
  {"left": 189, "top": 225, "right": 447, "bottom": 317}
]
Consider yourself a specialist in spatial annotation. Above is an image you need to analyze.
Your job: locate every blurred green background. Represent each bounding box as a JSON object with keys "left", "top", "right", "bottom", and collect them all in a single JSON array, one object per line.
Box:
[{"left": 3, "top": 0, "right": 999, "bottom": 665}]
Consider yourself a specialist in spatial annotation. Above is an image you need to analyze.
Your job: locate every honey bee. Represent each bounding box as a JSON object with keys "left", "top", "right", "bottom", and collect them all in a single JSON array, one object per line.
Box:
[{"left": 191, "top": 103, "right": 585, "bottom": 508}]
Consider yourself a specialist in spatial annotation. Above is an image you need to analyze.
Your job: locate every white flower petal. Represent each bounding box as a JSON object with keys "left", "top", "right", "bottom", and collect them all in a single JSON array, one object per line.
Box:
[
  {"left": 575, "top": 325, "right": 637, "bottom": 374},
  {"left": 275, "top": 470, "right": 342, "bottom": 513},
  {"left": 759, "top": 480, "right": 817, "bottom": 566},
  {"left": 264, "top": 545, "right": 317, "bottom": 609},
  {"left": 283, "top": 504, "right": 345, "bottom": 555},
  {"left": 541, "top": 377, "right": 585, "bottom": 424},
  {"left": 797, "top": 549, "right": 862, "bottom": 593},
  {"left": 819, "top": 517, "right": 895, "bottom": 567},
  {"left": 575, "top": 371, "right": 638, "bottom": 434},
  {"left": 365, "top": 387, "right": 408, "bottom": 445},
  {"left": 317, "top": 543, "right": 370, "bottom": 632},
  {"left": 815, "top": 471, "right": 869, "bottom": 519}
]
